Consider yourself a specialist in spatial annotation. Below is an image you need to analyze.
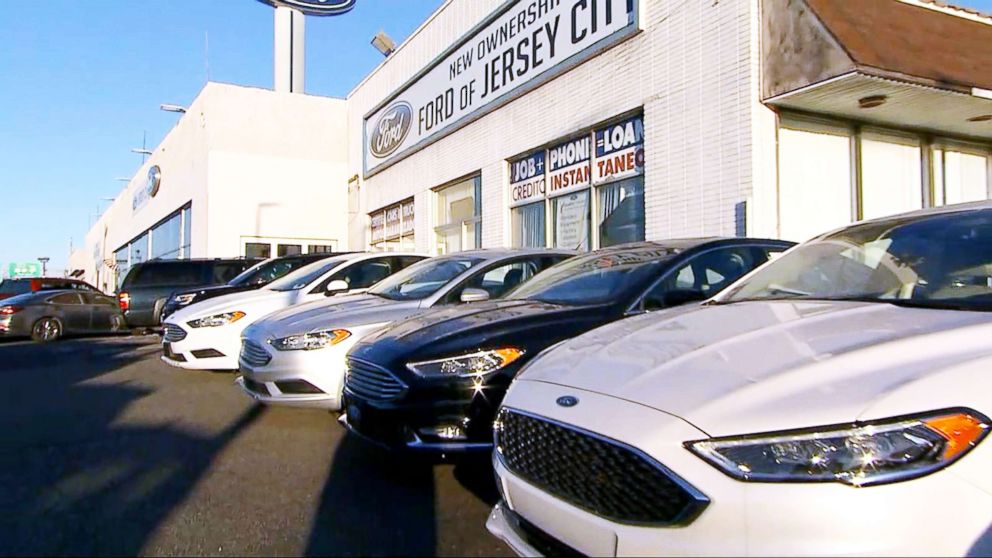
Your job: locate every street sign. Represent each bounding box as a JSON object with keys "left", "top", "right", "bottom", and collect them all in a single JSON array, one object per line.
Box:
[{"left": 7, "top": 262, "right": 42, "bottom": 278}]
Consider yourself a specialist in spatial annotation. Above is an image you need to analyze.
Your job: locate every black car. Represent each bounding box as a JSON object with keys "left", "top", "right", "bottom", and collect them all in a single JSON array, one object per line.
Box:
[
  {"left": 0, "top": 289, "right": 126, "bottom": 342},
  {"left": 342, "top": 238, "right": 794, "bottom": 454},
  {"left": 160, "top": 253, "right": 346, "bottom": 319},
  {"left": 118, "top": 258, "right": 261, "bottom": 328}
]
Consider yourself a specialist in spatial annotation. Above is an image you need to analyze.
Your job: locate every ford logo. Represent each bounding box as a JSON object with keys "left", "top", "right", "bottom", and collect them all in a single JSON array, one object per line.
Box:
[
  {"left": 256, "top": 0, "right": 356, "bottom": 16},
  {"left": 369, "top": 101, "right": 413, "bottom": 158},
  {"left": 147, "top": 165, "right": 162, "bottom": 197},
  {"left": 556, "top": 396, "right": 579, "bottom": 408}
]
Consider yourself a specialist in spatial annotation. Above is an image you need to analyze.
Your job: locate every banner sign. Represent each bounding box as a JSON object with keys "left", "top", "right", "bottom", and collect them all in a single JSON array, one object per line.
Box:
[
  {"left": 593, "top": 115, "right": 644, "bottom": 184},
  {"left": 547, "top": 135, "right": 591, "bottom": 197},
  {"left": 509, "top": 150, "right": 546, "bottom": 207},
  {"left": 370, "top": 211, "right": 386, "bottom": 243},
  {"left": 385, "top": 205, "right": 402, "bottom": 239},
  {"left": 401, "top": 200, "right": 416, "bottom": 236},
  {"left": 553, "top": 191, "right": 590, "bottom": 251},
  {"left": 364, "top": 0, "right": 638, "bottom": 175},
  {"left": 369, "top": 198, "right": 415, "bottom": 244}
]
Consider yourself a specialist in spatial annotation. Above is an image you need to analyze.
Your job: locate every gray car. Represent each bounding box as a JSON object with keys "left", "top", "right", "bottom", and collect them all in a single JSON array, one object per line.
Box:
[
  {"left": 0, "top": 289, "right": 126, "bottom": 342},
  {"left": 236, "top": 248, "right": 575, "bottom": 410}
]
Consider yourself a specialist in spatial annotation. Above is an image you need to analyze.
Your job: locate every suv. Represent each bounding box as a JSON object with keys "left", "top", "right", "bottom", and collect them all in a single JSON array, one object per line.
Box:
[
  {"left": 0, "top": 277, "right": 103, "bottom": 301},
  {"left": 160, "top": 253, "right": 349, "bottom": 320},
  {"left": 118, "top": 258, "right": 260, "bottom": 328}
]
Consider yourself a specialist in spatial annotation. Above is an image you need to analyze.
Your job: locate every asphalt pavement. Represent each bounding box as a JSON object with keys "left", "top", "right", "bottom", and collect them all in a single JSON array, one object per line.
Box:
[{"left": 0, "top": 334, "right": 512, "bottom": 556}]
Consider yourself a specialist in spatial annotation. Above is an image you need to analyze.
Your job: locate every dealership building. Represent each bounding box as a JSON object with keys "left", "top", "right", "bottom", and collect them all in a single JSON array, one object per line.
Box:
[{"left": 70, "top": 0, "right": 992, "bottom": 288}]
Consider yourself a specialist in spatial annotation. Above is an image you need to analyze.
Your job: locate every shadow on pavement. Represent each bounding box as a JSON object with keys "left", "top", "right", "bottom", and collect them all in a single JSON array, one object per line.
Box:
[
  {"left": 306, "top": 434, "right": 437, "bottom": 557},
  {"left": 452, "top": 455, "right": 501, "bottom": 507},
  {"left": 0, "top": 338, "right": 266, "bottom": 556}
]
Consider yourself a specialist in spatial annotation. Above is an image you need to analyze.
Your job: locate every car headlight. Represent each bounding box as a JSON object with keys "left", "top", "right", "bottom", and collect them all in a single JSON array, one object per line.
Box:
[
  {"left": 173, "top": 293, "right": 197, "bottom": 305},
  {"left": 271, "top": 329, "right": 351, "bottom": 351},
  {"left": 407, "top": 348, "right": 524, "bottom": 378},
  {"left": 187, "top": 311, "right": 246, "bottom": 328},
  {"left": 687, "top": 409, "right": 989, "bottom": 487}
]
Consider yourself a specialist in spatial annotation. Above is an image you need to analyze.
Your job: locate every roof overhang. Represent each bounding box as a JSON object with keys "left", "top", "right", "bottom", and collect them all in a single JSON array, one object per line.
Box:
[{"left": 765, "top": 71, "right": 992, "bottom": 142}]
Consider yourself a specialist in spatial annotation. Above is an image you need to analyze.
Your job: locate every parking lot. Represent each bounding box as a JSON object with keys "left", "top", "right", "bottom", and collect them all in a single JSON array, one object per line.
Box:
[{"left": 0, "top": 335, "right": 510, "bottom": 557}]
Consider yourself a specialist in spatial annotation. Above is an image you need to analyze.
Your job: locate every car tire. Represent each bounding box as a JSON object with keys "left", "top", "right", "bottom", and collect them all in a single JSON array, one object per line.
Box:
[{"left": 31, "top": 317, "right": 63, "bottom": 343}]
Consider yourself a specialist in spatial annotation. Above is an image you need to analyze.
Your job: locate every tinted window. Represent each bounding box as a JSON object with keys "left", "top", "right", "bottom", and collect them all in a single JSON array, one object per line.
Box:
[
  {"left": 333, "top": 259, "right": 394, "bottom": 290},
  {"left": 368, "top": 256, "right": 484, "bottom": 301},
  {"left": 230, "top": 258, "right": 309, "bottom": 287},
  {"left": 451, "top": 259, "right": 541, "bottom": 302},
  {"left": 84, "top": 293, "right": 118, "bottom": 307},
  {"left": 69, "top": 282, "right": 99, "bottom": 292},
  {"left": 0, "top": 280, "right": 31, "bottom": 295},
  {"left": 508, "top": 249, "right": 680, "bottom": 305},
  {"left": 39, "top": 280, "right": 76, "bottom": 291},
  {"left": 212, "top": 262, "right": 250, "bottom": 284},
  {"left": 49, "top": 293, "right": 83, "bottom": 305},
  {"left": 642, "top": 247, "right": 767, "bottom": 310},
  {"left": 245, "top": 243, "right": 271, "bottom": 259},
  {"left": 267, "top": 258, "right": 349, "bottom": 291},
  {"left": 278, "top": 244, "right": 302, "bottom": 257},
  {"left": 127, "top": 262, "right": 206, "bottom": 287}
]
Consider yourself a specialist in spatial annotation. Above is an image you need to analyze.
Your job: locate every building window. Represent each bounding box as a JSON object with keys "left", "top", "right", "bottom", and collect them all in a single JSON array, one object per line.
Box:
[
  {"left": 369, "top": 198, "right": 415, "bottom": 251},
  {"left": 933, "top": 145, "right": 990, "bottom": 206},
  {"left": 552, "top": 190, "right": 590, "bottom": 251},
  {"left": 245, "top": 243, "right": 271, "bottom": 259},
  {"left": 181, "top": 206, "right": 192, "bottom": 258},
  {"left": 435, "top": 176, "right": 481, "bottom": 254},
  {"left": 512, "top": 201, "right": 546, "bottom": 248},
  {"left": 777, "top": 121, "right": 854, "bottom": 242},
  {"left": 278, "top": 244, "right": 302, "bottom": 257},
  {"left": 860, "top": 132, "right": 923, "bottom": 220},
  {"left": 308, "top": 245, "right": 335, "bottom": 254},
  {"left": 151, "top": 212, "right": 182, "bottom": 260},
  {"left": 130, "top": 232, "right": 149, "bottom": 268},
  {"left": 598, "top": 176, "right": 644, "bottom": 247}
]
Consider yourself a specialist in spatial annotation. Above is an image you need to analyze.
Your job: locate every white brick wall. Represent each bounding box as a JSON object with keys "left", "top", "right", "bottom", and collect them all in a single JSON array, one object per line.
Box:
[{"left": 347, "top": 0, "right": 766, "bottom": 252}]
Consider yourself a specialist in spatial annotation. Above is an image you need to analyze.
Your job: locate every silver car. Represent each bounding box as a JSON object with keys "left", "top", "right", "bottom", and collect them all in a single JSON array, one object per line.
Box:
[{"left": 235, "top": 248, "right": 575, "bottom": 410}]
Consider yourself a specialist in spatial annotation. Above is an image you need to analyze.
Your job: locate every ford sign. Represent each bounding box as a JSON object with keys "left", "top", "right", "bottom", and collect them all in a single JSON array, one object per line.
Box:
[
  {"left": 148, "top": 165, "right": 162, "bottom": 197},
  {"left": 369, "top": 102, "right": 412, "bottom": 158},
  {"left": 256, "top": 0, "right": 356, "bottom": 17},
  {"left": 556, "top": 396, "right": 579, "bottom": 408}
]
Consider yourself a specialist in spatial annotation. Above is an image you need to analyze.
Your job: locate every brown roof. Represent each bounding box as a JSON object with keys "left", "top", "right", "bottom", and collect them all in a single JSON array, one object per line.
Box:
[{"left": 805, "top": 0, "right": 992, "bottom": 92}]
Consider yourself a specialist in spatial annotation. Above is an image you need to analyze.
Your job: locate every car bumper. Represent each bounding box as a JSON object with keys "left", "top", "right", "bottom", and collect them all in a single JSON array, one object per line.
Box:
[
  {"left": 236, "top": 338, "right": 357, "bottom": 410},
  {"left": 161, "top": 323, "right": 244, "bottom": 370},
  {"left": 491, "top": 380, "right": 992, "bottom": 557}
]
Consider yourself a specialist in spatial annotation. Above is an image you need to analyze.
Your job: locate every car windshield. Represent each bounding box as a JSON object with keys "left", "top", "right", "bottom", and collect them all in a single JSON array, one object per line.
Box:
[
  {"left": 230, "top": 257, "right": 312, "bottom": 287},
  {"left": 0, "top": 280, "right": 30, "bottom": 295},
  {"left": 720, "top": 208, "right": 992, "bottom": 311},
  {"left": 368, "top": 256, "right": 484, "bottom": 301},
  {"left": 266, "top": 258, "right": 348, "bottom": 291},
  {"left": 506, "top": 248, "right": 678, "bottom": 305}
]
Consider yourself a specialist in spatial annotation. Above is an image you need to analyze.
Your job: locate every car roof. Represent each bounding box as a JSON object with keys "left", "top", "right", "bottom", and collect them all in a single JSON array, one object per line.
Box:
[
  {"left": 580, "top": 237, "right": 792, "bottom": 255},
  {"left": 446, "top": 248, "right": 578, "bottom": 260}
]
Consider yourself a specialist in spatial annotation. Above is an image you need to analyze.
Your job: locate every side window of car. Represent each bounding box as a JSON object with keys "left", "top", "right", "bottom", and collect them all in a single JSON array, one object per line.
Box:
[
  {"left": 449, "top": 259, "right": 538, "bottom": 303},
  {"left": 337, "top": 258, "right": 395, "bottom": 290},
  {"left": 641, "top": 247, "right": 759, "bottom": 311},
  {"left": 212, "top": 262, "right": 246, "bottom": 284},
  {"left": 49, "top": 293, "right": 83, "bottom": 305}
]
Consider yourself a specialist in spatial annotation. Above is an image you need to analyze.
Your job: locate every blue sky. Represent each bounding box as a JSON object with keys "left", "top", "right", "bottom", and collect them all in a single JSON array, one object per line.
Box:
[{"left": 1, "top": 0, "right": 991, "bottom": 275}]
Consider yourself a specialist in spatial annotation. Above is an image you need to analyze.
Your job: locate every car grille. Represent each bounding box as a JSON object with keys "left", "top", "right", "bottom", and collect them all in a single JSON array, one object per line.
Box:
[
  {"left": 495, "top": 408, "right": 708, "bottom": 525},
  {"left": 344, "top": 358, "right": 406, "bottom": 401},
  {"left": 163, "top": 323, "right": 187, "bottom": 342},
  {"left": 240, "top": 339, "right": 272, "bottom": 368}
]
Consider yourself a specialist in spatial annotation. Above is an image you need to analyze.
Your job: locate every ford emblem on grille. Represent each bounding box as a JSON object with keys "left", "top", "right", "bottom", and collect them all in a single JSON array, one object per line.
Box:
[{"left": 556, "top": 396, "right": 579, "bottom": 407}]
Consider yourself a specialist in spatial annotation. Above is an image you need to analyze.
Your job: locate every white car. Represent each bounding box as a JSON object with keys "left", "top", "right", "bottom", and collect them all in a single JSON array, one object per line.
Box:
[
  {"left": 160, "top": 252, "right": 425, "bottom": 370},
  {"left": 488, "top": 201, "right": 992, "bottom": 557},
  {"left": 235, "top": 248, "right": 575, "bottom": 410}
]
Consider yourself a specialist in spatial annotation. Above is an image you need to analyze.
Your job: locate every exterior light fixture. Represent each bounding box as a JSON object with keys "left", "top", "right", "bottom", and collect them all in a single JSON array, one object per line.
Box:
[
  {"left": 371, "top": 30, "right": 396, "bottom": 57},
  {"left": 967, "top": 114, "right": 992, "bottom": 122},
  {"left": 131, "top": 148, "right": 153, "bottom": 155},
  {"left": 160, "top": 103, "right": 187, "bottom": 113},
  {"left": 858, "top": 95, "right": 888, "bottom": 109}
]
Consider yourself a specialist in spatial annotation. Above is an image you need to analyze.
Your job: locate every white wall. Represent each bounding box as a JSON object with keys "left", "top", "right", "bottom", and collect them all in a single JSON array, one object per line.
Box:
[{"left": 347, "top": 0, "right": 766, "bottom": 252}]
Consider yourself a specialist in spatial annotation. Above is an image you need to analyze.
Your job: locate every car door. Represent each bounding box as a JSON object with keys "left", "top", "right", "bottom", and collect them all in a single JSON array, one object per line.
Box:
[
  {"left": 439, "top": 254, "right": 568, "bottom": 305},
  {"left": 47, "top": 292, "right": 90, "bottom": 332},
  {"left": 637, "top": 245, "right": 773, "bottom": 312},
  {"left": 82, "top": 292, "right": 119, "bottom": 331}
]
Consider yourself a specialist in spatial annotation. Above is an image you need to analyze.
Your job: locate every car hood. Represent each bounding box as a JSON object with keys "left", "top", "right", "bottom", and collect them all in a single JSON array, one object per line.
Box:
[
  {"left": 350, "top": 299, "right": 611, "bottom": 366},
  {"left": 247, "top": 294, "right": 422, "bottom": 339},
  {"left": 516, "top": 300, "right": 992, "bottom": 436},
  {"left": 168, "top": 288, "right": 296, "bottom": 322}
]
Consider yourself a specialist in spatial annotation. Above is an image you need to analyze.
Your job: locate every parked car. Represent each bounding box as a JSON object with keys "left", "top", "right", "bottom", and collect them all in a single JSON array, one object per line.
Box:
[
  {"left": 117, "top": 258, "right": 262, "bottom": 329},
  {"left": 162, "top": 252, "right": 426, "bottom": 371},
  {"left": 161, "top": 253, "right": 348, "bottom": 320},
  {"left": 236, "top": 249, "right": 575, "bottom": 411},
  {"left": 0, "top": 289, "right": 126, "bottom": 342},
  {"left": 341, "top": 238, "right": 792, "bottom": 454},
  {"left": 0, "top": 277, "right": 103, "bottom": 301},
  {"left": 487, "top": 202, "right": 992, "bottom": 557}
]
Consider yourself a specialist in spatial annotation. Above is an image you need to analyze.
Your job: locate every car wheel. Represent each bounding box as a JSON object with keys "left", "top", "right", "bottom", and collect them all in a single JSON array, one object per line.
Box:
[
  {"left": 110, "top": 315, "right": 126, "bottom": 333},
  {"left": 31, "top": 317, "right": 63, "bottom": 343}
]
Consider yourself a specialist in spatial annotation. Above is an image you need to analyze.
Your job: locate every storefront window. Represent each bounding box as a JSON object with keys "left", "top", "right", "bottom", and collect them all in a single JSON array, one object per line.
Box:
[
  {"left": 309, "top": 245, "right": 335, "bottom": 254},
  {"left": 151, "top": 213, "right": 182, "bottom": 260},
  {"left": 114, "top": 247, "right": 129, "bottom": 290},
  {"left": 512, "top": 202, "right": 546, "bottom": 248},
  {"left": 933, "top": 147, "right": 990, "bottom": 206},
  {"left": 435, "top": 176, "right": 481, "bottom": 253},
  {"left": 552, "top": 191, "right": 590, "bottom": 251},
  {"left": 370, "top": 197, "right": 415, "bottom": 251},
  {"left": 778, "top": 123, "right": 853, "bottom": 242},
  {"left": 860, "top": 133, "right": 923, "bottom": 220},
  {"left": 245, "top": 243, "right": 271, "bottom": 259},
  {"left": 181, "top": 206, "right": 192, "bottom": 258},
  {"left": 130, "top": 233, "right": 149, "bottom": 267},
  {"left": 278, "top": 244, "right": 302, "bottom": 257},
  {"left": 598, "top": 176, "right": 644, "bottom": 247}
]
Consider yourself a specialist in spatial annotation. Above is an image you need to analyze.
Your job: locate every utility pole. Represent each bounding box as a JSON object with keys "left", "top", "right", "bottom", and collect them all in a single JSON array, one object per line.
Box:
[{"left": 38, "top": 257, "right": 50, "bottom": 276}]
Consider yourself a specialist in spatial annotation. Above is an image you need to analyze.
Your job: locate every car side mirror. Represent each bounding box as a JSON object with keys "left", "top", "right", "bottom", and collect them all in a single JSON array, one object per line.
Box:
[
  {"left": 460, "top": 288, "right": 490, "bottom": 303},
  {"left": 662, "top": 289, "right": 708, "bottom": 308},
  {"left": 325, "top": 279, "right": 349, "bottom": 296}
]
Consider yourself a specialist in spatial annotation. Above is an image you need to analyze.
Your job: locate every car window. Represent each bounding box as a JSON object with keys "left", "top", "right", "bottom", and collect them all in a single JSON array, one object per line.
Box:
[
  {"left": 326, "top": 258, "right": 395, "bottom": 291},
  {"left": 128, "top": 262, "right": 206, "bottom": 287},
  {"left": 212, "top": 262, "right": 249, "bottom": 284},
  {"left": 367, "top": 256, "right": 485, "bottom": 301},
  {"left": 69, "top": 282, "right": 98, "bottom": 292},
  {"left": 49, "top": 293, "right": 83, "bottom": 305},
  {"left": 0, "top": 280, "right": 31, "bottom": 295},
  {"left": 641, "top": 247, "right": 762, "bottom": 311},
  {"left": 447, "top": 259, "right": 541, "bottom": 303},
  {"left": 39, "top": 280, "right": 73, "bottom": 291},
  {"left": 267, "top": 258, "right": 349, "bottom": 291}
]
